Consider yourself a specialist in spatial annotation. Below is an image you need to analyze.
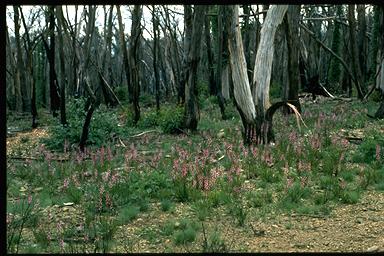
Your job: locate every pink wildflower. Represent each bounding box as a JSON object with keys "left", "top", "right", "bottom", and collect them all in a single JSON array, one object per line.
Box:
[
  {"left": 28, "top": 194, "right": 32, "bottom": 204},
  {"left": 63, "top": 178, "right": 70, "bottom": 189}
]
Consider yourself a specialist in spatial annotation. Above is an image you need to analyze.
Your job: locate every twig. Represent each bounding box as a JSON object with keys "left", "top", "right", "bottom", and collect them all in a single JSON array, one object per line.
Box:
[{"left": 129, "top": 130, "right": 158, "bottom": 138}]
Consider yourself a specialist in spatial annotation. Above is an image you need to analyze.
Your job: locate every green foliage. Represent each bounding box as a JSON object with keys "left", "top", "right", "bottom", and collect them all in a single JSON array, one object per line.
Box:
[
  {"left": 352, "top": 133, "right": 384, "bottom": 164},
  {"left": 246, "top": 190, "right": 273, "bottom": 208},
  {"left": 281, "top": 182, "right": 311, "bottom": 205},
  {"left": 160, "top": 199, "right": 174, "bottom": 212},
  {"left": 43, "top": 98, "right": 122, "bottom": 151},
  {"left": 117, "top": 205, "right": 140, "bottom": 225},
  {"left": 137, "top": 109, "right": 159, "bottom": 128},
  {"left": 191, "top": 199, "right": 211, "bottom": 221},
  {"left": 172, "top": 218, "right": 199, "bottom": 246},
  {"left": 140, "top": 93, "right": 155, "bottom": 108},
  {"left": 228, "top": 199, "right": 247, "bottom": 227},
  {"left": 114, "top": 86, "right": 128, "bottom": 103},
  {"left": 158, "top": 105, "right": 184, "bottom": 134},
  {"left": 201, "top": 226, "right": 228, "bottom": 253},
  {"left": 65, "top": 186, "right": 83, "bottom": 205}
]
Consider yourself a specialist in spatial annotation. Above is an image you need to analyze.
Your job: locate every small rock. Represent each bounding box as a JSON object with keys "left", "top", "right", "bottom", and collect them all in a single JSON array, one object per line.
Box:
[
  {"left": 367, "top": 246, "right": 379, "bottom": 252},
  {"left": 356, "top": 218, "right": 363, "bottom": 224}
]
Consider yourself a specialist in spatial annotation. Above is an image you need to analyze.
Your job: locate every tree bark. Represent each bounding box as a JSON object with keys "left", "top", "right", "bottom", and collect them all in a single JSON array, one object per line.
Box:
[
  {"left": 152, "top": 6, "right": 160, "bottom": 111},
  {"left": 79, "top": 5, "right": 98, "bottom": 152},
  {"left": 19, "top": 7, "right": 39, "bottom": 128},
  {"left": 348, "top": 4, "right": 365, "bottom": 99},
  {"left": 184, "top": 5, "right": 206, "bottom": 131},
  {"left": 179, "top": 5, "right": 193, "bottom": 105},
  {"left": 283, "top": 5, "right": 302, "bottom": 114},
  {"left": 14, "top": 6, "right": 29, "bottom": 113},
  {"left": 357, "top": 4, "right": 367, "bottom": 84},
  {"left": 116, "top": 5, "right": 132, "bottom": 103},
  {"left": 252, "top": 5, "right": 288, "bottom": 115},
  {"left": 205, "top": 7, "right": 217, "bottom": 96},
  {"left": 215, "top": 5, "right": 227, "bottom": 119},
  {"left": 129, "top": 5, "right": 143, "bottom": 124},
  {"left": 226, "top": 5, "right": 288, "bottom": 144},
  {"left": 44, "top": 6, "right": 61, "bottom": 117},
  {"left": 56, "top": 6, "right": 67, "bottom": 125},
  {"left": 7, "top": 23, "right": 22, "bottom": 112}
]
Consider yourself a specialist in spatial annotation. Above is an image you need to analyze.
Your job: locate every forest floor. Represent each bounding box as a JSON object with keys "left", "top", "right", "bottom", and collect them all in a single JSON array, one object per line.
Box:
[{"left": 6, "top": 95, "right": 384, "bottom": 253}]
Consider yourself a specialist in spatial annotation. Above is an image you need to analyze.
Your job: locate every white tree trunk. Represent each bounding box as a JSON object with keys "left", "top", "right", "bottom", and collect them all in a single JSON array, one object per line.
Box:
[
  {"left": 227, "top": 5, "right": 256, "bottom": 123},
  {"left": 252, "top": 5, "right": 288, "bottom": 113}
]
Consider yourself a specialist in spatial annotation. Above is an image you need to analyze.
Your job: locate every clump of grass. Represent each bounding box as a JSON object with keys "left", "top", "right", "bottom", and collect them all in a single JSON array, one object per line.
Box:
[
  {"left": 172, "top": 218, "right": 199, "bottom": 245},
  {"left": 117, "top": 205, "right": 140, "bottom": 225},
  {"left": 228, "top": 199, "right": 247, "bottom": 227},
  {"left": 246, "top": 190, "right": 273, "bottom": 208}
]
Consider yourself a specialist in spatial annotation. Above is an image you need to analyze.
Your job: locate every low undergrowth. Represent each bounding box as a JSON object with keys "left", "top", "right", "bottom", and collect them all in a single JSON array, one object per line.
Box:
[{"left": 6, "top": 97, "right": 384, "bottom": 253}]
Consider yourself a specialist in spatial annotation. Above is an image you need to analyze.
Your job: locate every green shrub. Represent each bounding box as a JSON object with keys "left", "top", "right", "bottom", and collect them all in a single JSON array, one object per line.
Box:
[
  {"left": 117, "top": 205, "right": 140, "bottom": 225},
  {"left": 172, "top": 218, "right": 199, "bottom": 245},
  {"left": 114, "top": 86, "right": 128, "bottom": 103},
  {"left": 159, "top": 105, "right": 184, "bottom": 134},
  {"left": 137, "top": 110, "right": 159, "bottom": 128},
  {"left": 42, "top": 98, "right": 122, "bottom": 151},
  {"left": 352, "top": 134, "right": 384, "bottom": 164},
  {"left": 140, "top": 93, "right": 154, "bottom": 107}
]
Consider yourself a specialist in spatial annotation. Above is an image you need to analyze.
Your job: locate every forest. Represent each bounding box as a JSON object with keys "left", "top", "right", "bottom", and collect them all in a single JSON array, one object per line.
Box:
[{"left": 6, "top": 4, "right": 384, "bottom": 253}]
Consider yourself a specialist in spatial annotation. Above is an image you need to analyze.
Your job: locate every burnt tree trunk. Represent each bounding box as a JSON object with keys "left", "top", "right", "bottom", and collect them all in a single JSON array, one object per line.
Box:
[
  {"left": 79, "top": 5, "right": 98, "bottom": 152},
  {"left": 129, "top": 5, "right": 143, "bottom": 124},
  {"left": 283, "top": 5, "right": 302, "bottom": 114},
  {"left": 179, "top": 5, "right": 193, "bottom": 105},
  {"left": 152, "top": 6, "right": 160, "bottom": 111},
  {"left": 205, "top": 7, "right": 217, "bottom": 96},
  {"left": 14, "top": 6, "right": 29, "bottom": 113},
  {"left": 45, "top": 6, "right": 61, "bottom": 117},
  {"left": 348, "top": 4, "right": 365, "bottom": 99},
  {"left": 56, "top": 6, "right": 67, "bottom": 125},
  {"left": 116, "top": 5, "right": 132, "bottom": 104},
  {"left": 184, "top": 6, "right": 206, "bottom": 131},
  {"left": 215, "top": 5, "right": 227, "bottom": 119}
]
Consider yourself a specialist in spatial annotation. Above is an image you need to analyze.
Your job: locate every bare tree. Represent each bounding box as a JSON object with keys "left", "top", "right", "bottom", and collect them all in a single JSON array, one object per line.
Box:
[
  {"left": 226, "top": 5, "right": 289, "bottom": 144},
  {"left": 13, "top": 6, "right": 29, "bottom": 113},
  {"left": 348, "top": 4, "right": 365, "bottom": 99},
  {"left": 56, "top": 6, "right": 67, "bottom": 125},
  {"left": 42, "top": 6, "right": 61, "bottom": 117},
  {"left": 152, "top": 5, "right": 161, "bottom": 111},
  {"left": 7, "top": 23, "right": 22, "bottom": 112},
  {"left": 129, "top": 5, "right": 143, "bottom": 124},
  {"left": 283, "top": 5, "right": 302, "bottom": 114},
  {"left": 184, "top": 5, "right": 206, "bottom": 131}
]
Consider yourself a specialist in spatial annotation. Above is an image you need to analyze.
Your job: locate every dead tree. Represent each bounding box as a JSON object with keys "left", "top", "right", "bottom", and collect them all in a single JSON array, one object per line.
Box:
[
  {"left": 184, "top": 5, "right": 206, "bottom": 131},
  {"left": 226, "top": 5, "right": 291, "bottom": 145}
]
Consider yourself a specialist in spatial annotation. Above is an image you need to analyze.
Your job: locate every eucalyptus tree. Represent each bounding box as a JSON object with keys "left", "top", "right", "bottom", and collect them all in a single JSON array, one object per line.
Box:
[
  {"left": 19, "top": 7, "right": 43, "bottom": 127},
  {"left": 13, "top": 6, "right": 29, "bottom": 113},
  {"left": 129, "top": 5, "right": 143, "bottom": 124},
  {"left": 184, "top": 5, "right": 206, "bottom": 131},
  {"left": 282, "top": 5, "right": 302, "bottom": 114},
  {"left": 225, "top": 5, "right": 291, "bottom": 144},
  {"left": 348, "top": 4, "right": 365, "bottom": 99},
  {"left": 152, "top": 5, "right": 161, "bottom": 111}
]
